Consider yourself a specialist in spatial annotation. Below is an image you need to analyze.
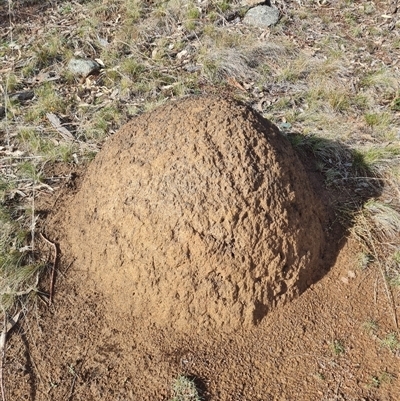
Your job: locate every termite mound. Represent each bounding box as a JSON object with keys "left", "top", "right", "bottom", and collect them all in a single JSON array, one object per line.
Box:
[{"left": 64, "top": 96, "right": 325, "bottom": 332}]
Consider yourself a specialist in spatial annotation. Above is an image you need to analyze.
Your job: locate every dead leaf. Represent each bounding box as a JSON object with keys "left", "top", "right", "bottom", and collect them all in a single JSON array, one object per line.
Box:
[
  {"left": 227, "top": 77, "right": 246, "bottom": 91},
  {"left": 46, "top": 113, "right": 75, "bottom": 142}
]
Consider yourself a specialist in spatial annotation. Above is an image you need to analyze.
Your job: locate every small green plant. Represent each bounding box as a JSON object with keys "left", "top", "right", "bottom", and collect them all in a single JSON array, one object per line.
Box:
[
  {"left": 32, "top": 33, "right": 67, "bottom": 69},
  {"left": 380, "top": 332, "right": 400, "bottom": 352},
  {"left": 170, "top": 375, "right": 202, "bottom": 401},
  {"left": 363, "top": 2, "right": 375, "bottom": 15},
  {"left": 328, "top": 89, "right": 351, "bottom": 112},
  {"left": 331, "top": 339, "right": 345, "bottom": 356},
  {"left": 360, "top": 68, "right": 398, "bottom": 93},
  {"left": 59, "top": 3, "right": 72, "bottom": 14},
  {"left": 26, "top": 83, "right": 67, "bottom": 122},
  {"left": 364, "top": 112, "right": 390, "bottom": 128},
  {"left": 352, "top": 144, "right": 400, "bottom": 178},
  {"left": 393, "top": 250, "right": 400, "bottom": 264},
  {"left": 5, "top": 73, "right": 19, "bottom": 92},
  {"left": 215, "top": 0, "right": 230, "bottom": 12},
  {"left": 278, "top": 57, "right": 309, "bottom": 83},
  {"left": 351, "top": 200, "right": 400, "bottom": 250},
  {"left": 120, "top": 58, "right": 146, "bottom": 78},
  {"left": 0, "top": 205, "right": 43, "bottom": 312},
  {"left": 384, "top": 249, "right": 400, "bottom": 287},
  {"left": 357, "top": 252, "right": 374, "bottom": 270},
  {"left": 313, "top": 372, "right": 326, "bottom": 381},
  {"left": 369, "top": 371, "right": 395, "bottom": 388},
  {"left": 362, "top": 319, "right": 379, "bottom": 335},
  {"left": 391, "top": 97, "right": 400, "bottom": 111},
  {"left": 18, "top": 161, "right": 43, "bottom": 182},
  {"left": 123, "top": 0, "right": 143, "bottom": 22}
]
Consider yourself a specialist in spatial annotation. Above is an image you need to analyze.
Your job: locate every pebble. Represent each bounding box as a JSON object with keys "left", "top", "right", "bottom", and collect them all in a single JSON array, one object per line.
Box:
[
  {"left": 9, "top": 91, "right": 35, "bottom": 102},
  {"left": 243, "top": 5, "right": 280, "bottom": 28},
  {"left": 67, "top": 58, "right": 102, "bottom": 77}
]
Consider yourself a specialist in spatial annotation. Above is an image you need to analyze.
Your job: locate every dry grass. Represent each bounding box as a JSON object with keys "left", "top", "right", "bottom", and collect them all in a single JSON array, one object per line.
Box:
[
  {"left": 0, "top": 202, "right": 43, "bottom": 312},
  {"left": 170, "top": 375, "right": 202, "bottom": 401}
]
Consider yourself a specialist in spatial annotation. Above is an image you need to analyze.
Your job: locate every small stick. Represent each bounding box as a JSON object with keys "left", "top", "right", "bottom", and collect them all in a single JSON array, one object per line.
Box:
[{"left": 40, "top": 233, "right": 57, "bottom": 306}]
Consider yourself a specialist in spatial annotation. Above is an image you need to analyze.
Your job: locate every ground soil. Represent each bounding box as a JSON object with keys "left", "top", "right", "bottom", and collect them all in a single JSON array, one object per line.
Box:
[{"left": 4, "top": 96, "right": 400, "bottom": 401}]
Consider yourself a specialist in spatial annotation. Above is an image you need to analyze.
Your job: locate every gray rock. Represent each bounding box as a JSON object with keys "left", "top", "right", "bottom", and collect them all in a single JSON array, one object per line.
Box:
[
  {"left": 68, "top": 58, "right": 102, "bottom": 77},
  {"left": 9, "top": 91, "right": 35, "bottom": 102},
  {"left": 184, "top": 63, "right": 202, "bottom": 73},
  {"left": 243, "top": 5, "right": 280, "bottom": 28}
]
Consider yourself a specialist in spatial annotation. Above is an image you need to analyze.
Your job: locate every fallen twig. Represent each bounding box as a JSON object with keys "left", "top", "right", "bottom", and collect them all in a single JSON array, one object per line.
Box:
[
  {"left": 46, "top": 113, "right": 75, "bottom": 142},
  {"left": 388, "top": 0, "right": 399, "bottom": 30},
  {"left": 40, "top": 233, "right": 57, "bottom": 306}
]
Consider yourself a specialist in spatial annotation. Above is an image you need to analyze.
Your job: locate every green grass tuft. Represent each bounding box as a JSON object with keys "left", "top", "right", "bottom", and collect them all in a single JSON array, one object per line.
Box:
[
  {"left": 331, "top": 339, "right": 345, "bottom": 356},
  {"left": 380, "top": 332, "right": 400, "bottom": 353},
  {"left": 369, "top": 371, "right": 395, "bottom": 388},
  {"left": 0, "top": 205, "right": 44, "bottom": 312}
]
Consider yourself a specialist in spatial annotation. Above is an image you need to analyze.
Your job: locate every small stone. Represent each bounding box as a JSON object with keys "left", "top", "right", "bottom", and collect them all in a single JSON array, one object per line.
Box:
[
  {"left": 347, "top": 270, "right": 356, "bottom": 279},
  {"left": 97, "top": 37, "right": 109, "bottom": 47},
  {"left": 176, "top": 49, "right": 188, "bottom": 60},
  {"left": 243, "top": 5, "right": 280, "bottom": 28},
  {"left": 9, "top": 91, "right": 35, "bottom": 102},
  {"left": 67, "top": 58, "right": 102, "bottom": 77},
  {"left": 184, "top": 63, "right": 201, "bottom": 72}
]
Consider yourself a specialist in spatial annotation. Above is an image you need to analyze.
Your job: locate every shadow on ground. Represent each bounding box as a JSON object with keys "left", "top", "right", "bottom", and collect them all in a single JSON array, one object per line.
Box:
[{"left": 284, "top": 130, "right": 383, "bottom": 291}]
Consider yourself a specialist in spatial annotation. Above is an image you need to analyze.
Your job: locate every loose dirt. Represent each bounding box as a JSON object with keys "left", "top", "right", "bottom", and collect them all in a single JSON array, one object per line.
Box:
[{"left": 4, "top": 96, "right": 400, "bottom": 401}]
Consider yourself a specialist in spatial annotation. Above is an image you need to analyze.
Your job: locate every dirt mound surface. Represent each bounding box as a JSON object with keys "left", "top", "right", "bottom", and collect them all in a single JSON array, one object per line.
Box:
[{"left": 65, "top": 96, "right": 324, "bottom": 332}]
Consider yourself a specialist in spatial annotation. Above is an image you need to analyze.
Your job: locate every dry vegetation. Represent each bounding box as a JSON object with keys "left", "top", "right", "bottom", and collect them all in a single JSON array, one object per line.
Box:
[{"left": 1, "top": 0, "right": 400, "bottom": 397}]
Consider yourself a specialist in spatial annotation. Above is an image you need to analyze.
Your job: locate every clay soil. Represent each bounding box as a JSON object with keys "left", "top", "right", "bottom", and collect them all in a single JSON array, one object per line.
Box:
[{"left": 4, "top": 96, "right": 400, "bottom": 401}]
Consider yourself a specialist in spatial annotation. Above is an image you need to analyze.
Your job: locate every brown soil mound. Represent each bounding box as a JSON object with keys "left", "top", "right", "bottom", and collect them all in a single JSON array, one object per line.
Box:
[{"left": 64, "top": 96, "right": 324, "bottom": 332}]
